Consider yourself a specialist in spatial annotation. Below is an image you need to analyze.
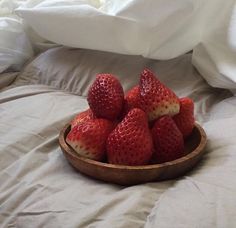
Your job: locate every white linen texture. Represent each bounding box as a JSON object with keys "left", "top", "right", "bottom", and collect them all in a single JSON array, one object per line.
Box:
[
  {"left": 14, "top": 0, "right": 236, "bottom": 91},
  {"left": 1, "top": 48, "right": 235, "bottom": 228},
  {"left": 0, "top": 0, "right": 33, "bottom": 73}
]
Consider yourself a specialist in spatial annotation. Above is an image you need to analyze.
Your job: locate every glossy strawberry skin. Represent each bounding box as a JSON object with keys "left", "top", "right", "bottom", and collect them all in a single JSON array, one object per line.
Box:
[
  {"left": 121, "top": 85, "right": 143, "bottom": 119},
  {"left": 173, "top": 97, "right": 195, "bottom": 138},
  {"left": 66, "top": 119, "right": 113, "bottom": 161},
  {"left": 70, "top": 109, "right": 95, "bottom": 128},
  {"left": 125, "top": 85, "right": 142, "bottom": 111},
  {"left": 140, "top": 68, "right": 180, "bottom": 121},
  {"left": 88, "top": 74, "right": 124, "bottom": 120},
  {"left": 107, "top": 108, "right": 153, "bottom": 166},
  {"left": 152, "top": 116, "right": 184, "bottom": 163}
]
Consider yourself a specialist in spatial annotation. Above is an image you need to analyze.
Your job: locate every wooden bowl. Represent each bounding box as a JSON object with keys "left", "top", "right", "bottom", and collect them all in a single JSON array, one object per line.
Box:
[{"left": 59, "top": 123, "right": 207, "bottom": 186}]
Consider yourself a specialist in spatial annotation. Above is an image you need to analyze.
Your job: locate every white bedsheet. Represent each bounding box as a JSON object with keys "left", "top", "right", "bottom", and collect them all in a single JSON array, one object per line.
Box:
[
  {"left": 1, "top": 0, "right": 236, "bottom": 93},
  {"left": 15, "top": 0, "right": 236, "bottom": 92},
  {"left": 0, "top": 48, "right": 236, "bottom": 227}
]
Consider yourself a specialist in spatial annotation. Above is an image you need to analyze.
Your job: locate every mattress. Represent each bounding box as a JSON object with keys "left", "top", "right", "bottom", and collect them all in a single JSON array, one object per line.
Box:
[{"left": 1, "top": 47, "right": 236, "bottom": 228}]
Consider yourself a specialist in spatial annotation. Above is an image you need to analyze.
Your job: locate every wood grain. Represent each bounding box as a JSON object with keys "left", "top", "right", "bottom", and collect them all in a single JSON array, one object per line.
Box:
[{"left": 59, "top": 123, "right": 207, "bottom": 186}]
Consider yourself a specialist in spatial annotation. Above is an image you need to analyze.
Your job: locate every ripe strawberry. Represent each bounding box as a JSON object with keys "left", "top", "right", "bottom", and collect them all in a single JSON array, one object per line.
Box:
[
  {"left": 70, "top": 109, "right": 95, "bottom": 128},
  {"left": 152, "top": 116, "right": 184, "bottom": 163},
  {"left": 173, "top": 97, "right": 195, "bottom": 138},
  {"left": 140, "top": 68, "right": 180, "bottom": 121},
  {"left": 125, "top": 85, "right": 142, "bottom": 110},
  {"left": 121, "top": 85, "right": 143, "bottom": 118},
  {"left": 88, "top": 74, "right": 124, "bottom": 120},
  {"left": 66, "top": 119, "right": 113, "bottom": 161},
  {"left": 106, "top": 108, "right": 153, "bottom": 166}
]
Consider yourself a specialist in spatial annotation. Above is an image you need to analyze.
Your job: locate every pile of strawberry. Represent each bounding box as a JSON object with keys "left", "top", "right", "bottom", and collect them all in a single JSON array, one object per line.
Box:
[{"left": 66, "top": 69, "right": 195, "bottom": 165}]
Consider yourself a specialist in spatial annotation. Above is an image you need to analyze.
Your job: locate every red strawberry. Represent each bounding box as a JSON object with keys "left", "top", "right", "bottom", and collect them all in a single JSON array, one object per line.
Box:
[
  {"left": 66, "top": 119, "right": 113, "bottom": 161},
  {"left": 70, "top": 109, "right": 95, "bottom": 128},
  {"left": 88, "top": 74, "right": 124, "bottom": 120},
  {"left": 122, "top": 85, "right": 143, "bottom": 116},
  {"left": 173, "top": 97, "right": 195, "bottom": 138},
  {"left": 125, "top": 85, "right": 142, "bottom": 110},
  {"left": 107, "top": 108, "right": 153, "bottom": 166},
  {"left": 152, "top": 116, "right": 184, "bottom": 163},
  {"left": 140, "top": 68, "right": 180, "bottom": 121}
]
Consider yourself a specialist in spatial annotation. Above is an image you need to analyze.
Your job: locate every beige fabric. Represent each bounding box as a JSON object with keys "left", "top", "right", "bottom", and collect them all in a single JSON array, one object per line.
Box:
[
  {"left": 0, "top": 72, "right": 18, "bottom": 91},
  {"left": 146, "top": 98, "right": 236, "bottom": 228},
  {"left": 0, "top": 48, "right": 235, "bottom": 227},
  {"left": 13, "top": 47, "right": 149, "bottom": 96},
  {"left": 0, "top": 85, "right": 171, "bottom": 228}
]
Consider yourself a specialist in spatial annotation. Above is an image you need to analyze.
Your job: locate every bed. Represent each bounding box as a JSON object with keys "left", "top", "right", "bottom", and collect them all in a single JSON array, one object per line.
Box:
[
  {"left": 1, "top": 46, "right": 236, "bottom": 227},
  {"left": 2, "top": 0, "right": 236, "bottom": 226}
]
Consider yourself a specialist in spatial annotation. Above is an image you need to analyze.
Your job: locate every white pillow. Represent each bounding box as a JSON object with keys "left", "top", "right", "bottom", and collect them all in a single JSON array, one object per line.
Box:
[
  {"left": 16, "top": 0, "right": 200, "bottom": 59},
  {"left": 16, "top": 0, "right": 236, "bottom": 92},
  {"left": 0, "top": 0, "right": 33, "bottom": 73}
]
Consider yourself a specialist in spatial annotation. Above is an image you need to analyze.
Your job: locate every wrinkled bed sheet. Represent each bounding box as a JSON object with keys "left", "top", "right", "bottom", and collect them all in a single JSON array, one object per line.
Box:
[{"left": 1, "top": 47, "right": 236, "bottom": 228}]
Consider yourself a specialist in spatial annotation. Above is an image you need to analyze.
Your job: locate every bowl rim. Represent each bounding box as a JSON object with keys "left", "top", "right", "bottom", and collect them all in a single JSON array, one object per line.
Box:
[{"left": 59, "top": 122, "right": 207, "bottom": 170}]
